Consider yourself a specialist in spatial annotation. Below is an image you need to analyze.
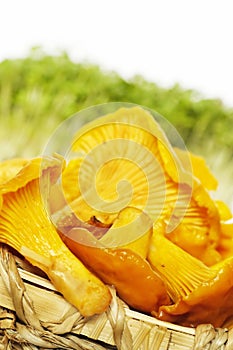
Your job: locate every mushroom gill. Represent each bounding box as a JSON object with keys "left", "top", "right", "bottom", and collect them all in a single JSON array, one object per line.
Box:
[
  {"left": 58, "top": 106, "right": 221, "bottom": 265},
  {"left": 148, "top": 223, "right": 233, "bottom": 327},
  {"left": 0, "top": 158, "right": 29, "bottom": 184},
  {"left": 0, "top": 157, "right": 111, "bottom": 316},
  {"left": 59, "top": 206, "right": 170, "bottom": 314}
]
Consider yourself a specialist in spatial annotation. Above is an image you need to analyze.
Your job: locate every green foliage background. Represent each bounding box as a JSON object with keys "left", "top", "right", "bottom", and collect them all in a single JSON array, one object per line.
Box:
[{"left": 0, "top": 48, "right": 232, "bottom": 204}]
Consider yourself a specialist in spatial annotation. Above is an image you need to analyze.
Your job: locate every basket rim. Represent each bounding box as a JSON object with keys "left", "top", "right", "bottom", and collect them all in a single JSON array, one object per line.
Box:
[{"left": 1, "top": 245, "right": 232, "bottom": 350}]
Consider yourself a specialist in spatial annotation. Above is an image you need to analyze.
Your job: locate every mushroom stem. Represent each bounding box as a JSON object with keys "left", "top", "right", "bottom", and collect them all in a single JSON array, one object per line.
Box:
[
  {"left": 0, "top": 168, "right": 111, "bottom": 316},
  {"left": 148, "top": 230, "right": 216, "bottom": 302}
]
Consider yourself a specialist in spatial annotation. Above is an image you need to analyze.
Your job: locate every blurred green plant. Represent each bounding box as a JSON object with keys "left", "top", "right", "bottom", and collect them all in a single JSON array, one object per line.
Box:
[{"left": 0, "top": 47, "right": 232, "bottom": 204}]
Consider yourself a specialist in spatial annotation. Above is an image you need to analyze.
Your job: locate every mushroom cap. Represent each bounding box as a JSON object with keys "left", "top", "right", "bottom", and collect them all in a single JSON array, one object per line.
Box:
[
  {"left": 0, "top": 158, "right": 29, "bottom": 185},
  {"left": 0, "top": 155, "right": 112, "bottom": 316},
  {"left": 174, "top": 147, "right": 218, "bottom": 191},
  {"left": 60, "top": 106, "right": 221, "bottom": 264},
  {"left": 0, "top": 156, "right": 63, "bottom": 195},
  {"left": 148, "top": 226, "right": 233, "bottom": 327},
  {"left": 61, "top": 106, "right": 192, "bottom": 230},
  {"left": 157, "top": 257, "right": 233, "bottom": 327}
]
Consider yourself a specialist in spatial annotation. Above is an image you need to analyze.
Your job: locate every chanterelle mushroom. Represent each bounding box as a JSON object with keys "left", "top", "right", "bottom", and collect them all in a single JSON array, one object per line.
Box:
[{"left": 0, "top": 157, "right": 111, "bottom": 316}]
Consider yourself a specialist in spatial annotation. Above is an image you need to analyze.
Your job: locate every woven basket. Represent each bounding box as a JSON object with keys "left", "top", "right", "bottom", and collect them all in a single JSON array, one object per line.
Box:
[{"left": 0, "top": 245, "right": 232, "bottom": 350}]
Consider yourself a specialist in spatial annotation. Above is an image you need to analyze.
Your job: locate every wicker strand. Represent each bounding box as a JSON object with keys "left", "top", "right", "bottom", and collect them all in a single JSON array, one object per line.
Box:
[
  {"left": 5, "top": 323, "right": 108, "bottom": 350},
  {"left": 2, "top": 244, "right": 233, "bottom": 350},
  {"left": 0, "top": 245, "right": 114, "bottom": 349},
  {"left": 0, "top": 246, "right": 43, "bottom": 332},
  {"left": 193, "top": 324, "right": 228, "bottom": 350},
  {"left": 105, "top": 289, "right": 133, "bottom": 350},
  {"left": 225, "top": 328, "right": 233, "bottom": 350},
  {"left": 0, "top": 308, "right": 15, "bottom": 331}
]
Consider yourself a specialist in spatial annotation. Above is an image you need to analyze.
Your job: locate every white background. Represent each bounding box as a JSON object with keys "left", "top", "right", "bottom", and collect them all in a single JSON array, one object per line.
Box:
[{"left": 1, "top": 0, "right": 233, "bottom": 107}]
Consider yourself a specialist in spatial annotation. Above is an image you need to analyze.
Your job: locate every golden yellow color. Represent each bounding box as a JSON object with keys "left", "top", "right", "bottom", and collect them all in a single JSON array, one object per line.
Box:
[
  {"left": 0, "top": 157, "right": 111, "bottom": 316},
  {"left": 61, "top": 158, "right": 83, "bottom": 204},
  {"left": 0, "top": 158, "right": 29, "bottom": 184},
  {"left": 174, "top": 147, "right": 218, "bottom": 191},
  {"left": 215, "top": 200, "right": 232, "bottom": 221},
  {"left": 166, "top": 182, "right": 221, "bottom": 265},
  {"left": 148, "top": 223, "right": 233, "bottom": 327},
  {"left": 214, "top": 200, "right": 233, "bottom": 259},
  {"left": 61, "top": 106, "right": 223, "bottom": 265},
  {"left": 104, "top": 207, "right": 152, "bottom": 257},
  {"left": 58, "top": 206, "right": 170, "bottom": 314}
]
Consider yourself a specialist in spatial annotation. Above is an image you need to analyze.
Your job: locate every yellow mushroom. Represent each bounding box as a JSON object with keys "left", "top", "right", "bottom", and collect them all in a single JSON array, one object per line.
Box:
[
  {"left": 59, "top": 107, "right": 191, "bottom": 239},
  {"left": 57, "top": 206, "right": 170, "bottom": 314},
  {"left": 148, "top": 224, "right": 233, "bottom": 327},
  {"left": 59, "top": 106, "right": 221, "bottom": 265},
  {"left": 174, "top": 147, "right": 218, "bottom": 191},
  {"left": 100, "top": 206, "right": 152, "bottom": 257},
  {"left": 0, "top": 158, "right": 29, "bottom": 184},
  {"left": 165, "top": 181, "right": 222, "bottom": 265},
  {"left": 214, "top": 200, "right": 233, "bottom": 259},
  {"left": 0, "top": 157, "right": 111, "bottom": 316}
]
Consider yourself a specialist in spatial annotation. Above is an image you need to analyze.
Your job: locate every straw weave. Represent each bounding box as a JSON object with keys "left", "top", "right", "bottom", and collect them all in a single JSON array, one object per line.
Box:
[{"left": 0, "top": 244, "right": 233, "bottom": 350}]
